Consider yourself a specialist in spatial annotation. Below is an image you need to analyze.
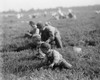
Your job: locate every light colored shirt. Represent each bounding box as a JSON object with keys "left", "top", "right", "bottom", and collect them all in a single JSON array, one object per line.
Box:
[
  {"left": 29, "top": 28, "right": 40, "bottom": 36},
  {"left": 47, "top": 49, "right": 63, "bottom": 64}
]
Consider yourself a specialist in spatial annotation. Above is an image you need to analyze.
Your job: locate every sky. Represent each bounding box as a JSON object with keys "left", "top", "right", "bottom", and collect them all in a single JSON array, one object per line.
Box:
[{"left": 0, "top": 0, "right": 100, "bottom": 12}]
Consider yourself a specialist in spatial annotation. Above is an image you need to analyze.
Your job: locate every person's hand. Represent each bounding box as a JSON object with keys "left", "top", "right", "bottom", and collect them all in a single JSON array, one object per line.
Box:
[
  {"left": 49, "top": 63, "right": 54, "bottom": 68},
  {"left": 46, "top": 40, "right": 50, "bottom": 43},
  {"left": 26, "top": 32, "right": 32, "bottom": 36}
]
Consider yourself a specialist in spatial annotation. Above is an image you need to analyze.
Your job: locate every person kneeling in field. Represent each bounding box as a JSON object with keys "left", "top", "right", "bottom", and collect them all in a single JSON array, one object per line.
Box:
[
  {"left": 26, "top": 21, "right": 41, "bottom": 48},
  {"left": 40, "top": 42, "right": 72, "bottom": 70},
  {"left": 37, "top": 22, "right": 63, "bottom": 49},
  {"left": 26, "top": 21, "right": 40, "bottom": 38}
]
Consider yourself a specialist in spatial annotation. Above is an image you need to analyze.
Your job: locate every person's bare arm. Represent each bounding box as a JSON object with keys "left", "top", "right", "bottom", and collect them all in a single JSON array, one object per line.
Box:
[{"left": 26, "top": 31, "right": 32, "bottom": 36}]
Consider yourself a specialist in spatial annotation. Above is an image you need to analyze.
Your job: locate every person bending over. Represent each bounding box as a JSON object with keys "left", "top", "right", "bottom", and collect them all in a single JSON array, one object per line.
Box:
[{"left": 40, "top": 42, "right": 72, "bottom": 70}]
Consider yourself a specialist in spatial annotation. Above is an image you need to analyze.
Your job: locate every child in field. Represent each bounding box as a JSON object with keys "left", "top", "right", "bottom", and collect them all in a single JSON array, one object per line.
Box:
[
  {"left": 40, "top": 42, "right": 72, "bottom": 69},
  {"left": 27, "top": 21, "right": 40, "bottom": 38},
  {"left": 37, "top": 22, "right": 63, "bottom": 49},
  {"left": 26, "top": 21, "right": 41, "bottom": 48}
]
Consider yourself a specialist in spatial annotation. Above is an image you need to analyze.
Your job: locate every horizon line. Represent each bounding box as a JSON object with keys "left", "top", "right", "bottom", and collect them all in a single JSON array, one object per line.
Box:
[{"left": 1, "top": 4, "right": 100, "bottom": 12}]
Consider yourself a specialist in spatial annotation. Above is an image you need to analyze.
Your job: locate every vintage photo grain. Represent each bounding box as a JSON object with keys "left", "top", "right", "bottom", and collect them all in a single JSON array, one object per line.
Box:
[{"left": 0, "top": 0, "right": 100, "bottom": 80}]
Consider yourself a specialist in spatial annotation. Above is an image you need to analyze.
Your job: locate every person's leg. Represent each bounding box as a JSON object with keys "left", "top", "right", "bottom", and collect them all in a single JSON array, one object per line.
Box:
[
  {"left": 52, "top": 64, "right": 61, "bottom": 70},
  {"left": 61, "top": 59, "right": 72, "bottom": 69},
  {"left": 55, "top": 36, "right": 63, "bottom": 49}
]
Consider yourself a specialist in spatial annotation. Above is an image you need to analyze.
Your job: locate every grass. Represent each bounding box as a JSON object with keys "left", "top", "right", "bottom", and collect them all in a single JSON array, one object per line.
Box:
[{"left": 1, "top": 6, "right": 100, "bottom": 80}]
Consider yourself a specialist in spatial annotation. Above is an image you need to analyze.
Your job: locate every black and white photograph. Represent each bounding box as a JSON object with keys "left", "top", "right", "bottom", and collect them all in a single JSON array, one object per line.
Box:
[{"left": 0, "top": 0, "right": 100, "bottom": 80}]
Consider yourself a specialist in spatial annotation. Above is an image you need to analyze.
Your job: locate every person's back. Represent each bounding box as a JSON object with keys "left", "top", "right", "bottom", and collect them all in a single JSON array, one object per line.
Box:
[
  {"left": 47, "top": 49, "right": 72, "bottom": 69},
  {"left": 46, "top": 49, "right": 63, "bottom": 64},
  {"left": 41, "top": 25, "right": 57, "bottom": 41}
]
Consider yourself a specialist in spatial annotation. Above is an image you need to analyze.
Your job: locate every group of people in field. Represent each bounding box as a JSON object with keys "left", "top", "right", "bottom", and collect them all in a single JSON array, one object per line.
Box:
[{"left": 26, "top": 21, "right": 72, "bottom": 70}]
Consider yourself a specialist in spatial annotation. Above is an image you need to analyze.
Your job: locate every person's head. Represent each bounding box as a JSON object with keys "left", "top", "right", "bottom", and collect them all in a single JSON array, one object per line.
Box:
[
  {"left": 29, "top": 21, "right": 37, "bottom": 28},
  {"left": 37, "top": 22, "right": 44, "bottom": 31},
  {"left": 40, "top": 42, "right": 51, "bottom": 54},
  {"left": 45, "top": 22, "right": 51, "bottom": 26}
]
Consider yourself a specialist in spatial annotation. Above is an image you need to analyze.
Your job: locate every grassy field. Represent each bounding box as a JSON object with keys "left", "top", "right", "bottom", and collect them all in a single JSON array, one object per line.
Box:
[{"left": 1, "top": 5, "right": 100, "bottom": 80}]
